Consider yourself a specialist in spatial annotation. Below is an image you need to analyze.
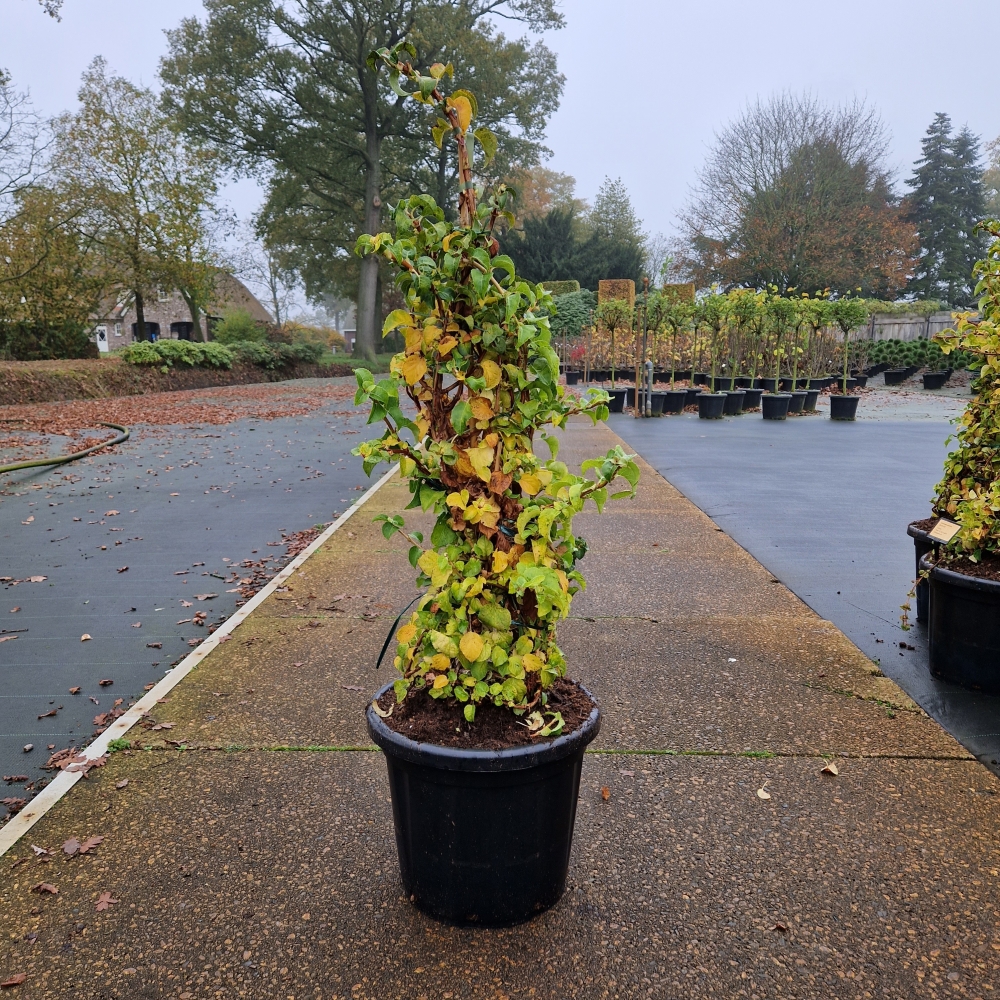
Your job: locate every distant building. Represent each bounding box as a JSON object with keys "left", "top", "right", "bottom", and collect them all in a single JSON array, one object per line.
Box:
[{"left": 91, "top": 273, "right": 273, "bottom": 351}]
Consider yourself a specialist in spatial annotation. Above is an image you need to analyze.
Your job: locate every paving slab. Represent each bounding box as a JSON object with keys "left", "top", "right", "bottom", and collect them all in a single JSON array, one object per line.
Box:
[{"left": 2, "top": 750, "right": 999, "bottom": 999}]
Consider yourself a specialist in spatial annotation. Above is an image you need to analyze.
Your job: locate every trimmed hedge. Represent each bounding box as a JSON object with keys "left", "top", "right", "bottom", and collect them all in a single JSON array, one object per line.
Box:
[
  {"left": 541, "top": 279, "right": 580, "bottom": 296},
  {"left": 119, "top": 339, "right": 325, "bottom": 371}
]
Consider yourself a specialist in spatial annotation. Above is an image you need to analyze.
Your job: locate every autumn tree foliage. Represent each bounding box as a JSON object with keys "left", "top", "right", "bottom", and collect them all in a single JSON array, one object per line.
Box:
[{"left": 677, "top": 93, "right": 917, "bottom": 297}]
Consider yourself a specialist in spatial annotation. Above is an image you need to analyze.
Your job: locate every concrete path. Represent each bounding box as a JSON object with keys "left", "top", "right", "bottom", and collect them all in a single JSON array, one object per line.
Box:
[{"left": 1, "top": 418, "right": 998, "bottom": 999}]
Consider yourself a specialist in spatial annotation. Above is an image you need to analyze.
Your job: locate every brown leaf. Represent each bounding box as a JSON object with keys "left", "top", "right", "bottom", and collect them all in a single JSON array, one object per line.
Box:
[
  {"left": 180, "top": 600, "right": 193, "bottom": 607},
  {"left": 115, "top": 779, "right": 129, "bottom": 790},
  {"left": 104, "top": 510, "right": 119, "bottom": 516},
  {"left": 9, "top": 607, "right": 20, "bottom": 613},
  {"left": 80, "top": 634, "right": 91, "bottom": 642},
  {"left": 821, "top": 762, "right": 839, "bottom": 776},
  {"left": 146, "top": 642, "right": 162, "bottom": 649},
  {"left": 770, "top": 922, "right": 789, "bottom": 934},
  {"left": 194, "top": 593, "right": 218, "bottom": 601},
  {"left": 68, "top": 687, "right": 80, "bottom": 695},
  {"left": 95, "top": 891, "right": 119, "bottom": 911},
  {"left": 151, "top": 722, "right": 174, "bottom": 731},
  {"left": 98, "top": 679, "right": 113, "bottom": 686},
  {"left": 130, "top": 622, "right": 141, "bottom": 628},
  {"left": 0, "top": 636, "right": 17, "bottom": 644},
  {"left": 78, "top": 836, "right": 104, "bottom": 854},
  {"left": 116, "top": 566, "right": 128, "bottom": 573},
  {"left": 27, "top": 576, "right": 45, "bottom": 583},
  {"left": 30, "top": 882, "right": 58, "bottom": 894},
  {"left": 37, "top": 709, "right": 57, "bottom": 720},
  {"left": 600, "top": 787, "right": 610, "bottom": 802},
  {"left": 489, "top": 470, "right": 513, "bottom": 494},
  {"left": 62, "top": 838, "right": 81, "bottom": 856},
  {"left": 143, "top": 683, "right": 155, "bottom": 691},
  {"left": 2, "top": 798, "right": 26, "bottom": 813},
  {"left": 0, "top": 973, "right": 27, "bottom": 988}
]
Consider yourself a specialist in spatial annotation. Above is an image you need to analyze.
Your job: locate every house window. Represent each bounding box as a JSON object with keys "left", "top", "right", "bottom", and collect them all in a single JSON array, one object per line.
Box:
[
  {"left": 157, "top": 287, "right": 170, "bottom": 302},
  {"left": 114, "top": 323, "right": 122, "bottom": 337}
]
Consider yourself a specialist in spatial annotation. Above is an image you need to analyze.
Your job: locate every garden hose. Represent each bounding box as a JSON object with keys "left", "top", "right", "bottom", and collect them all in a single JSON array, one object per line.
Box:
[{"left": 0, "top": 422, "right": 130, "bottom": 475}]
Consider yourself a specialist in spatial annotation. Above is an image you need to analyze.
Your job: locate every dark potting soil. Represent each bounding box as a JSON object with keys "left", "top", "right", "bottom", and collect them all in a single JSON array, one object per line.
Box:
[
  {"left": 910, "top": 517, "right": 939, "bottom": 533},
  {"left": 934, "top": 553, "right": 1000, "bottom": 583},
  {"left": 375, "top": 677, "right": 595, "bottom": 750}
]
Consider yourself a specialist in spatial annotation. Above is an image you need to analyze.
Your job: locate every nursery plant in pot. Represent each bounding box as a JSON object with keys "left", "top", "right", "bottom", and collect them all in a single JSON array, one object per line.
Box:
[
  {"left": 829, "top": 298, "right": 869, "bottom": 421},
  {"left": 919, "top": 220, "right": 1000, "bottom": 690},
  {"left": 353, "top": 45, "right": 640, "bottom": 927},
  {"left": 695, "top": 292, "right": 727, "bottom": 417},
  {"left": 761, "top": 293, "right": 793, "bottom": 419}
]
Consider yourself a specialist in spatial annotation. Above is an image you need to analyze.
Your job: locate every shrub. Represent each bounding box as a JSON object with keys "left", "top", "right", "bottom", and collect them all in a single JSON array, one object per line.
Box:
[
  {"left": 352, "top": 44, "right": 638, "bottom": 727},
  {"left": 228, "top": 340, "right": 279, "bottom": 368},
  {"left": 118, "top": 341, "right": 163, "bottom": 365},
  {"left": 540, "top": 279, "right": 580, "bottom": 296},
  {"left": 118, "top": 340, "right": 233, "bottom": 369},
  {"left": 212, "top": 308, "right": 267, "bottom": 344},
  {"left": 328, "top": 329, "right": 347, "bottom": 352},
  {"left": 549, "top": 288, "right": 596, "bottom": 340}
]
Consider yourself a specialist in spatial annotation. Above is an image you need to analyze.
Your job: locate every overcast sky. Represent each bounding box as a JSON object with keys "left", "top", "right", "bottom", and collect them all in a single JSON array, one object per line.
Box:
[{"left": 4, "top": 0, "right": 999, "bottom": 246}]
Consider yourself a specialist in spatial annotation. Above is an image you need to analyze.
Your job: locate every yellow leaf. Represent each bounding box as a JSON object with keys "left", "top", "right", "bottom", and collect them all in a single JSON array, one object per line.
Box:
[
  {"left": 431, "top": 653, "right": 450, "bottom": 672},
  {"left": 519, "top": 473, "right": 542, "bottom": 496},
  {"left": 397, "top": 623, "right": 417, "bottom": 644},
  {"left": 382, "top": 309, "right": 413, "bottom": 335},
  {"left": 403, "top": 326, "right": 423, "bottom": 354},
  {"left": 454, "top": 453, "right": 476, "bottom": 477},
  {"left": 470, "top": 396, "right": 494, "bottom": 420},
  {"left": 492, "top": 550, "right": 509, "bottom": 573},
  {"left": 480, "top": 359, "right": 501, "bottom": 389},
  {"left": 460, "top": 631, "right": 484, "bottom": 662},
  {"left": 422, "top": 325, "right": 442, "bottom": 349},
  {"left": 756, "top": 786, "right": 771, "bottom": 800},
  {"left": 417, "top": 550, "right": 439, "bottom": 577},
  {"left": 401, "top": 354, "right": 428, "bottom": 386},
  {"left": 433, "top": 674, "right": 449, "bottom": 689},
  {"left": 446, "top": 491, "right": 468, "bottom": 508},
  {"left": 466, "top": 444, "right": 494, "bottom": 482},
  {"left": 450, "top": 95, "right": 472, "bottom": 133},
  {"left": 522, "top": 652, "right": 543, "bottom": 672},
  {"left": 438, "top": 335, "right": 458, "bottom": 357}
]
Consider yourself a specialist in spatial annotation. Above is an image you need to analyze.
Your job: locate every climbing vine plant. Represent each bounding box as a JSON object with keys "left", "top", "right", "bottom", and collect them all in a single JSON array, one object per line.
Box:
[{"left": 352, "top": 42, "right": 639, "bottom": 732}]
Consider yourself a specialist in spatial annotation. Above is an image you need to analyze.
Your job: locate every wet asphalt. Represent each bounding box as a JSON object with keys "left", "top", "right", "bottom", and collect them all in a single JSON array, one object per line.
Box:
[
  {"left": 610, "top": 388, "right": 1000, "bottom": 774},
  {"left": 0, "top": 387, "right": 372, "bottom": 796}
]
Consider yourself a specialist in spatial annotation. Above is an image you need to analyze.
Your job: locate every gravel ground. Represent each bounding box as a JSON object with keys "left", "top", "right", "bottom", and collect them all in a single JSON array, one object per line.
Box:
[{"left": 0, "top": 377, "right": 374, "bottom": 806}]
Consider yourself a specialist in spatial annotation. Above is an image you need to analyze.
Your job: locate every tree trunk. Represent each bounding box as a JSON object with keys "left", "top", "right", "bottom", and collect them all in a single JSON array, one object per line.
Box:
[
  {"left": 180, "top": 290, "right": 204, "bottom": 342},
  {"left": 134, "top": 289, "right": 146, "bottom": 341},
  {"left": 354, "top": 112, "right": 382, "bottom": 362}
]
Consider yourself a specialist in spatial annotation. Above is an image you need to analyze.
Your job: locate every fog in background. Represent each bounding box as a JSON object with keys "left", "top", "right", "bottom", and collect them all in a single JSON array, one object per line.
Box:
[{"left": 4, "top": 0, "right": 998, "bottom": 242}]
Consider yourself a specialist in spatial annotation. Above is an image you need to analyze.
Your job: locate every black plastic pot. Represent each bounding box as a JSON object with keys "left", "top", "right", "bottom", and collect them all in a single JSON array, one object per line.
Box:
[
  {"left": 709, "top": 376, "right": 734, "bottom": 391},
  {"left": 684, "top": 387, "right": 702, "bottom": 407},
  {"left": 662, "top": 389, "right": 687, "bottom": 414},
  {"left": 853, "top": 375, "right": 868, "bottom": 388},
  {"left": 829, "top": 393, "right": 860, "bottom": 420},
  {"left": 674, "top": 369, "right": 693, "bottom": 381},
  {"left": 831, "top": 377, "right": 858, "bottom": 392},
  {"left": 807, "top": 378, "right": 827, "bottom": 390},
  {"left": 649, "top": 391, "right": 666, "bottom": 415},
  {"left": 923, "top": 554, "right": 1000, "bottom": 693},
  {"left": 787, "top": 390, "right": 808, "bottom": 414},
  {"left": 368, "top": 684, "right": 601, "bottom": 926},
  {"left": 606, "top": 388, "right": 626, "bottom": 413},
  {"left": 723, "top": 389, "right": 746, "bottom": 415},
  {"left": 923, "top": 370, "right": 950, "bottom": 390},
  {"left": 904, "top": 365, "right": 921, "bottom": 378},
  {"left": 625, "top": 386, "right": 635, "bottom": 408},
  {"left": 802, "top": 389, "right": 820, "bottom": 412},
  {"left": 741, "top": 387, "right": 764, "bottom": 410},
  {"left": 778, "top": 377, "right": 795, "bottom": 392},
  {"left": 883, "top": 369, "right": 908, "bottom": 385},
  {"left": 698, "top": 392, "right": 726, "bottom": 419},
  {"left": 734, "top": 376, "right": 752, "bottom": 388},
  {"left": 564, "top": 370, "right": 580, "bottom": 386},
  {"left": 760, "top": 378, "right": 778, "bottom": 393},
  {"left": 693, "top": 372, "right": 708, "bottom": 386},
  {"left": 761, "top": 393, "right": 792, "bottom": 420},
  {"left": 907, "top": 522, "right": 938, "bottom": 623}
]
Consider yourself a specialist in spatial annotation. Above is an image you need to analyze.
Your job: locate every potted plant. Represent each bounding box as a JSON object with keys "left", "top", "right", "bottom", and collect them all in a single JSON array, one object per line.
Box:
[
  {"left": 594, "top": 296, "right": 632, "bottom": 411},
  {"left": 829, "top": 298, "right": 869, "bottom": 420},
  {"left": 659, "top": 289, "right": 693, "bottom": 413},
  {"left": 695, "top": 291, "right": 727, "bottom": 418},
  {"left": 761, "top": 293, "right": 793, "bottom": 419},
  {"left": 918, "top": 220, "right": 1000, "bottom": 689},
  {"left": 352, "top": 44, "right": 640, "bottom": 926}
]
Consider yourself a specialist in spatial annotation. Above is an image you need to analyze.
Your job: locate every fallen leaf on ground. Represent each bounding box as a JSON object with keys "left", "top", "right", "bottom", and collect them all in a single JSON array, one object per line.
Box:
[
  {"left": 169, "top": 493, "right": 179, "bottom": 497},
  {"left": 0, "top": 972, "right": 27, "bottom": 987},
  {"left": 821, "top": 762, "right": 839, "bottom": 776},
  {"left": 292, "top": 661, "right": 304, "bottom": 667},
  {"left": 601, "top": 787, "right": 610, "bottom": 802},
  {"left": 770, "top": 921, "right": 789, "bottom": 933},
  {"left": 21, "top": 516, "right": 33, "bottom": 524},
  {"left": 79, "top": 836, "right": 104, "bottom": 854},
  {"left": 130, "top": 622, "right": 141, "bottom": 628},
  {"left": 30, "top": 883, "right": 57, "bottom": 894},
  {"left": 98, "top": 679, "right": 112, "bottom": 686},
  {"left": 68, "top": 687, "right": 80, "bottom": 695},
  {"left": 30, "top": 845, "right": 48, "bottom": 856},
  {"left": 62, "top": 838, "right": 81, "bottom": 856},
  {"left": 104, "top": 510, "right": 119, "bottom": 516},
  {"left": 9, "top": 607, "right": 20, "bottom": 613},
  {"left": 27, "top": 577, "right": 45, "bottom": 583},
  {"left": 0, "top": 636, "right": 17, "bottom": 644},
  {"left": 180, "top": 600, "right": 193, "bottom": 607},
  {"left": 757, "top": 786, "right": 772, "bottom": 800},
  {"left": 80, "top": 634, "right": 91, "bottom": 642},
  {"left": 372, "top": 701, "right": 393, "bottom": 718},
  {"left": 88, "top": 696, "right": 99, "bottom": 705},
  {"left": 194, "top": 593, "right": 218, "bottom": 601},
  {"left": 146, "top": 642, "right": 162, "bottom": 648},
  {"left": 151, "top": 722, "right": 174, "bottom": 731},
  {"left": 116, "top": 566, "right": 128, "bottom": 573},
  {"left": 95, "top": 891, "right": 119, "bottom": 911},
  {"left": 37, "top": 709, "right": 57, "bottom": 720},
  {"left": 22, "top": 745, "right": 32, "bottom": 753},
  {"left": 2, "top": 798, "right": 26, "bottom": 813},
  {"left": 340, "top": 685, "right": 363, "bottom": 691},
  {"left": 116, "top": 779, "right": 128, "bottom": 790},
  {"left": 143, "top": 683, "right": 155, "bottom": 691},
  {"left": 218, "top": 634, "right": 230, "bottom": 643}
]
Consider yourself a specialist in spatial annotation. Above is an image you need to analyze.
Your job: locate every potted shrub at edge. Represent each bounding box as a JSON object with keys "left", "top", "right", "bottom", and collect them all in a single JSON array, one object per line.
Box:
[
  {"left": 920, "top": 220, "right": 1000, "bottom": 691},
  {"left": 352, "top": 44, "right": 640, "bottom": 927}
]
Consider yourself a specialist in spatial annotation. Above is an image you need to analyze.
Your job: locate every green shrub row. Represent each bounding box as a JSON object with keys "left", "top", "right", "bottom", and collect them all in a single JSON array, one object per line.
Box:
[
  {"left": 867, "top": 338, "right": 977, "bottom": 371},
  {"left": 118, "top": 338, "right": 324, "bottom": 370}
]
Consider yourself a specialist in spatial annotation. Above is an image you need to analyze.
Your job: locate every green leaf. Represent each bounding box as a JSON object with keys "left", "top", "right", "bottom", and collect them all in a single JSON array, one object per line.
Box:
[
  {"left": 463, "top": 703, "right": 475, "bottom": 723},
  {"left": 450, "top": 88, "right": 478, "bottom": 117},
  {"left": 431, "top": 520, "right": 458, "bottom": 547},
  {"left": 408, "top": 545, "right": 421, "bottom": 568},
  {"left": 473, "top": 127, "right": 497, "bottom": 165},
  {"left": 450, "top": 399, "right": 472, "bottom": 434},
  {"left": 382, "top": 309, "right": 411, "bottom": 336}
]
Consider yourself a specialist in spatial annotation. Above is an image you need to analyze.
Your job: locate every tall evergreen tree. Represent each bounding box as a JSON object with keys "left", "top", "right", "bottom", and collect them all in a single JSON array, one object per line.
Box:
[{"left": 906, "top": 113, "right": 986, "bottom": 306}]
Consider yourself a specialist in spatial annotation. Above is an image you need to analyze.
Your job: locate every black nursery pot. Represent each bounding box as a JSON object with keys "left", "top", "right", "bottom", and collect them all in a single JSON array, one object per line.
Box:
[
  {"left": 829, "top": 393, "right": 860, "bottom": 420},
  {"left": 907, "top": 522, "right": 938, "bottom": 623},
  {"left": 723, "top": 389, "right": 746, "bottom": 415},
  {"left": 923, "top": 370, "right": 950, "bottom": 390},
  {"left": 741, "top": 387, "right": 764, "bottom": 410},
  {"left": 761, "top": 393, "right": 792, "bottom": 420},
  {"left": 693, "top": 372, "right": 708, "bottom": 386},
  {"left": 923, "top": 555, "right": 1000, "bottom": 694},
  {"left": 734, "top": 376, "right": 752, "bottom": 388},
  {"left": 802, "top": 389, "right": 820, "bottom": 412},
  {"left": 367, "top": 685, "right": 601, "bottom": 926},
  {"left": 684, "top": 387, "right": 702, "bottom": 407},
  {"left": 564, "top": 370, "right": 580, "bottom": 386},
  {"left": 883, "top": 368, "right": 908, "bottom": 385},
  {"left": 787, "top": 390, "right": 808, "bottom": 414},
  {"left": 663, "top": 389, "right": 688, "bottom": 414},
  {"left": 698, "top": 392, "right": 726, "bottom": 419},
  {"left": 606, "top": 388, "right": 626, "bottom": 413},
  {"left": 760, "top": 377, "right": 778, "bottom": 393},
  {"left": 649, "top": 391, "right": 666, "bottom": 415},
  {"left": 710, "top": 376, "right": 734, "bottom": 391},
  {"left": 807, "top": 378, "right": 827, "bottom": 390}
]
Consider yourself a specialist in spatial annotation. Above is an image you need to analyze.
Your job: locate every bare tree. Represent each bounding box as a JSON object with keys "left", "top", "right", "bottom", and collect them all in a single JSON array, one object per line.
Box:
[{"left": 0, "top": 70, "right": 48, "bottom": 215}]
